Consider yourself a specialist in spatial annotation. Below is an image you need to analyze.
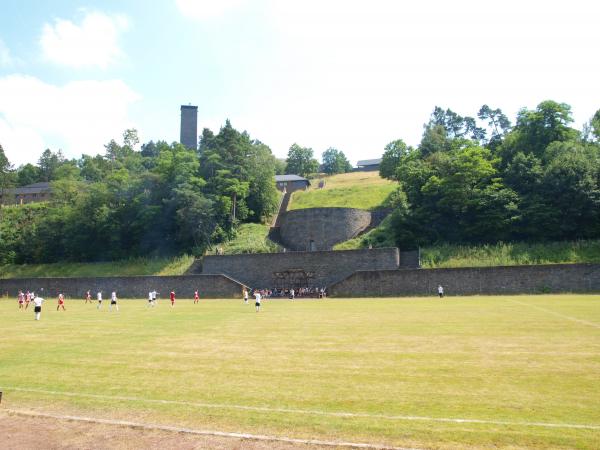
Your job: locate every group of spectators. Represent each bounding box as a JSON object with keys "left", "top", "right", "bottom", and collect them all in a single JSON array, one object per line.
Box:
[{"left": 254, "top": 287, "right": 327, "bottom": 299}]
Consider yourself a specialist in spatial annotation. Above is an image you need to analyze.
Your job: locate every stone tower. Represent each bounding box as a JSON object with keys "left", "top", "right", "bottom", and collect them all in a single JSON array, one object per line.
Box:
[{"left": 180, "top": 105, "right": 198, "bottom": 150}]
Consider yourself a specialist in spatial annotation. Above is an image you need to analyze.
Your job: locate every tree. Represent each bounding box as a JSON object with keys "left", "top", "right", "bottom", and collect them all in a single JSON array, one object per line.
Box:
[
  {"left": 285, "top": 143, "right": 319, "bottom": 176},
  {"left": 379, "top": 139, "right": 410, "bottom": 180},
  {"left": 427, "top": 106, "right": 486, "bottom": 141},
  {"left": 419, "top": 124, "right": 451, "bottom": 157},
  {"left": 38, "top": 149, "right": 64, "bottom": 181},
  {"left": 501, "top": 100, "right": 579, "bottom": 164},
  {"left": 478, "top": 105, "right": 511, "bottom": 148},
  {"left": 122, "top": 128, "right": 140, "bottom": 150},
  {"left": 16, "top": 164, "right": 41, "bottom": 186},
  {"left": 0, "top": 144, "right": 15, "bottom": 194},
  {"left": 321, "top": 147, "right": 352, "bottom": 175}
]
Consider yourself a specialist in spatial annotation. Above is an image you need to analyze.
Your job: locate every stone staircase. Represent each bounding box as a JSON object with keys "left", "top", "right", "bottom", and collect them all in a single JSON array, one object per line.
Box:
[{"left": 268, "top": 192, "right": 292, "bottom": 248}]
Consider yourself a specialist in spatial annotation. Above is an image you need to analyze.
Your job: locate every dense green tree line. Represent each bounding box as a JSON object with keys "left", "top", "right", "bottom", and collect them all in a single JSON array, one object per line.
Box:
[
  {"left": 381, "top": 101, "right": 600, "bottom": 248},
  {"left": 0, "top": 123, "right": 280, "bottom": 264}
]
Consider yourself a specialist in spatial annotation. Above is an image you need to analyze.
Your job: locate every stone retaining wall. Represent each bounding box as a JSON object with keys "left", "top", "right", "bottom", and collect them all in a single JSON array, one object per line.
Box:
[
  {"left": 278, "top": 207, "right": 372, "bottom": 251},
  {"left": 202, "top": 248, "right": 400, "bottom": 289},
  {"left": 328, "top": 264, "right": 600, "bottom": 297},
  {"left": 0, "top": 274, "right": 245, "bottom": 299}
]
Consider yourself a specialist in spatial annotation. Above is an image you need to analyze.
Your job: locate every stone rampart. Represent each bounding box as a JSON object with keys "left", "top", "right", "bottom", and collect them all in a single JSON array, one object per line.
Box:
[
  {"left": 328, "top": 264, "right": 600, "bottom": 297},
  {"left": 202, "top": 248, "right": 399, "bottom": 289},
  {"left": 278, "top": 207, "right": 371, "bottom": 251},
  {"left": 0, "top": 274, "right": 244, "bottom": 299}
]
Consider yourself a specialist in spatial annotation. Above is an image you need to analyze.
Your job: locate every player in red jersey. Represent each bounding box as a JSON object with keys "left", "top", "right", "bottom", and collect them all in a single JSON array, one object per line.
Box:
[
  {"left": 24, "top": 291, "right": 32, "bottom": 309},
  {"left": 170, "top": 291, "right": 175, "bottom": 307},
  {"left": 193, "top": 290, "right": 199, "bottom": 304},
  {"left": 57, "top": 293, "right": 66, "bottom": 311},
  {"left": 18, "top": 291, "right": 25, "bottom": 309}
]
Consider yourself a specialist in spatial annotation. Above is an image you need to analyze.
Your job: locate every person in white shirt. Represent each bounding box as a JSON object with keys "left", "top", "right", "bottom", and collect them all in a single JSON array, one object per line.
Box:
[
  {"left": 254, "top": 290, "right": 261, "bottom": 312},
  {"left": 152, "top": 290, "right": 158, "bottom": 305},
  {"left": 290, "top": 288, "right": 295, "bottom": 301},
  {"left": 148, "top": 291, "right": 154, "bottom": 307},
  {"left": 438, "top": 285, "right": 444, "bottom": 298},
  {"left": 97, "top": 291, "right": 103, "bottom": 309},
  {"left": 110, "top": 291, "right": 119, "bottom": 311},
  {"left": 243, "top": 288, "right": 249, "bottom": 304},
  {"left": 32, "top": 296, "right": 44, "bottom": 320}
]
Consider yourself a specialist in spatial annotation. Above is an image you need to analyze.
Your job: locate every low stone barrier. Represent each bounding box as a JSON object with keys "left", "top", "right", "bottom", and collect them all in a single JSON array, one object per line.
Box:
[
  {"left": 328, "top": 264, "right": 600, "bottom": 297},
  {"left": 0, "top": 274, "right": 245, "bottom": 299}
]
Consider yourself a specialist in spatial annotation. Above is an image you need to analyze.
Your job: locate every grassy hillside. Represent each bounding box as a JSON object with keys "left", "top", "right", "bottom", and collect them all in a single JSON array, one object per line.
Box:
[
  {"left": 0, "top": 224, "right": 280, "bottom": 279},
  {"left": 420, "top": 240, "right": 600, "bottom": 268},
  {"left": 216, "top": 223, "right": 280, "bottom": 254},
  {"left": 0, "top": 255, "right": 195, "bottom": 279},
  {"left": 288, "top": 171, "right": 395, "bottom": 211},
  {"left": 337, "top": 227, "right": 600, "bottom": 267}
]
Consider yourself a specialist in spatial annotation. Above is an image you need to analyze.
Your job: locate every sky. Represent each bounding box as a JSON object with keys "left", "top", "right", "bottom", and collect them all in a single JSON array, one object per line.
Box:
[{"left": 0, "top": 0, "right": 599, "bottom": 167}]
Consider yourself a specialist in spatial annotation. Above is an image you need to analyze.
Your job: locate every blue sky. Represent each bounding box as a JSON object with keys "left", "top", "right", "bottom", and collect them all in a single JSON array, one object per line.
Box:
[{"left": 0, "top": 0, "right": 599, "bottom": 166}]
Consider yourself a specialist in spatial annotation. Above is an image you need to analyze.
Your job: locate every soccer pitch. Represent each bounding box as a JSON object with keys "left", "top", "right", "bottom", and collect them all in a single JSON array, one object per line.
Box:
[{"left": 1, "top": 295, "right": 599, "bottom": 449}]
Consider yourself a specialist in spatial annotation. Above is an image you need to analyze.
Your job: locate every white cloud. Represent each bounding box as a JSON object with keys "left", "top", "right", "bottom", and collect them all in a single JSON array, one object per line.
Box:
[
  {"left": 254, "top": 0, "right": 600, "bottom": 164},
  {"left": 0, "top": 75, "right": 140, "bottom": 166},
  {"left": 0, "top": 38, "right": 15, "bottom": 67},
  {"left": 175, "top": 0, "right": 246, "bottom": 20},
  {"left": 40, "top": 11, "right": 129, "bottom": 69}
]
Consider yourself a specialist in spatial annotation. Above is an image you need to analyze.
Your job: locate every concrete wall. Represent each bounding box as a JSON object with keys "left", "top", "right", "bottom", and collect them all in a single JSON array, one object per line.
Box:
[
  {"left": 328, "top": 264, "right": 600, "bottom": 297},
  {"left": 0, "top": 274, "right": 244, "bottom": 299},
  {"left": 278, "top": 207, "right": 372, "bottom": 251},
  {"left": 202, "top": 248, "right": 399, "bottom": 289}
]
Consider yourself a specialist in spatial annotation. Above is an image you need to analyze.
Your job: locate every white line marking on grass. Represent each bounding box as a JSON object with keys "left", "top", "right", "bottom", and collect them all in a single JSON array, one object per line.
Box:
[
  {"left": 2, "top": 408, "right": 416, "bottom": 450},
  {"left": 3, "top": 386, "right": 600, "bottom": 431},
  {"left": 508, "top": 299, "right": 600, "bottom": 329}
]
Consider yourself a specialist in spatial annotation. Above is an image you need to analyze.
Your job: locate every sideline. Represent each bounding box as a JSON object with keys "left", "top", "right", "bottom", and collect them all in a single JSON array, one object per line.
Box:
[
  {"left": 2, "top": 408, "right": 417, "bottom": 450},
  {"left": 3, "top": 386, "right": 600, "bottom": 431},
  {"left": 507, "top": 299, "right": 600, "bottom": 329}
]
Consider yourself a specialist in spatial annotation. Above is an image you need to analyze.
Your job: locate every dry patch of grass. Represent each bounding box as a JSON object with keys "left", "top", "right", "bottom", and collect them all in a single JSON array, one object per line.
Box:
[{"left": 289, "top": 172, "right": 396, "bottom": 211}]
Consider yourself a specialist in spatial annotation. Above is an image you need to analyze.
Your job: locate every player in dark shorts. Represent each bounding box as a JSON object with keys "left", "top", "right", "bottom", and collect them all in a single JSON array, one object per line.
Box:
[
  {"left": 254, "top": 290, "right": 261, "bottom": 312},
  {"left": 110, "top": 291, "right": 119, "bottom": 311},
  {"left": 32, "top": 296, "right": 44, "bottom": 320}
]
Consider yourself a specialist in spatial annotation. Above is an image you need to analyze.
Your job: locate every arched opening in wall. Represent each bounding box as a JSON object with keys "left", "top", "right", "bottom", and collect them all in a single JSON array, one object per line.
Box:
[{"left": 309, "top": 240, "right": 316, "bottom": 251}]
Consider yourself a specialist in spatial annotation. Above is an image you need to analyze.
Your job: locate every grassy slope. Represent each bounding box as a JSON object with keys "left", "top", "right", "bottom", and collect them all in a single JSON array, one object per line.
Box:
[
  {"left": 420, "top": 240, "right": 600, "bottom": 268},
  {"left": 288, "top": 171, "right": 396, "bottom": 211},
  {"left": 217, "top": 223, "right": 281, "bottom": 255},
  {"left": 1, "top": 295, "right": 599, "bottom": 449},
  {"left": 0, "top": 255, "right": 195, "bottom": 279}
]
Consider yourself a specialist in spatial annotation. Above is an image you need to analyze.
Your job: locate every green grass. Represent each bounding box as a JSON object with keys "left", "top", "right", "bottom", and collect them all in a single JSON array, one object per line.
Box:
[
  {"left": 0, "top": 255, "right": 195, "bottom": 279},
  {"left": 217, "top": 223, "right": 281, "bottom": 255},
  {"left": 289, "top": 171, "right": 396, "bottom": 211},
  {"left": 420, "top": 240, "right": 600, "bottom": 268},
  {"left": 1, "top": 295, "right": 599, "bottom": 449}
]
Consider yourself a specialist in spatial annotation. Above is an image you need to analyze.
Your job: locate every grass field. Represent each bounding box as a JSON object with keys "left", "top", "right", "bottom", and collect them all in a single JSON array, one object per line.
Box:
[
  {"left": 289, "top": 171, "right": 396, "bottom": 211},
  {"left": 1, "top": 295, "right": 599, "bottom": 449}
]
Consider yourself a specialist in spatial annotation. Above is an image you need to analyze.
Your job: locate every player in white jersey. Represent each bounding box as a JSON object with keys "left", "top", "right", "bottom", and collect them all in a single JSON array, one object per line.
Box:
[
  {"left": 254, "top": 290, "right": 261, "bottom": 312},
  {"left": 32, "top": 296, "right": 44, "bottom": 320},
  {"left": 110, "top": 291, "right": 119, "bottom": 311},
  {"left": 97, "top": 291, "right": 103, "bottom": 309},
  {"left": 243, "top": 288, "right": 249, "bottom": 304}
]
